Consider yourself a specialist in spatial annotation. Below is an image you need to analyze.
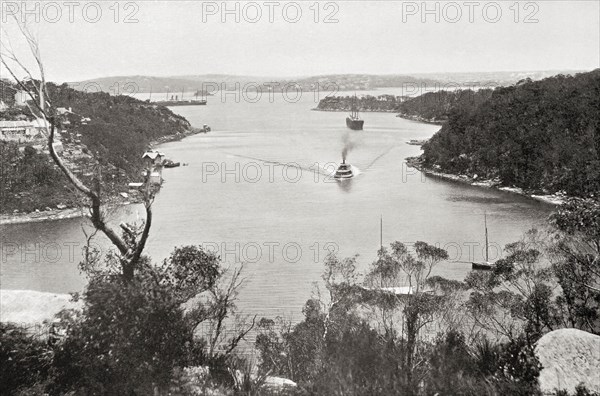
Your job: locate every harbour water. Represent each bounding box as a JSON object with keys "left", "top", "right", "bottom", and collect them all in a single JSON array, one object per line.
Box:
[{"left": 0, "top": 89, "right": 553, "bottom": 320}]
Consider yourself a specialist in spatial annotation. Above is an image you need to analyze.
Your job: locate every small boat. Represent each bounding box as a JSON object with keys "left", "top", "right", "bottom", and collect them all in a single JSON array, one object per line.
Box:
[
  {"left": 406, "top": 139, "right": 428, "bottom": 146},
  {"left": 472, "top": 213, "right": 495, "bottom": 271},
  {"left": 163, "top": 159, "right": 181, "bottom": 168},
  {"left": 346, "top": 94, "right": 364, "bottom": 130},
  {"left": 334, "top": 160, "right": 353, "bottom": 179},
  {"left": 472, "top": 262, "right": 494, "bottom": 271}
]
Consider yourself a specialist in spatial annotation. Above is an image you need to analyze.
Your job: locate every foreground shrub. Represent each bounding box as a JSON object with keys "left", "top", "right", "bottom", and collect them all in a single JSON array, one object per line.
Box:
[
  {"left": 50, "top": 274, "right": 193, "bottom": 395},
  {"left": 0, "top": 322, "right": 52, "bottom": 394}
]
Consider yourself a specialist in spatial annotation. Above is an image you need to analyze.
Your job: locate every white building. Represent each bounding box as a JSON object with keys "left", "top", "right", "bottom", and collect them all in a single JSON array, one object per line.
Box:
[
  {"left": 14, "top": 90, "right": 29, "bottom": 106},
  {"left": 142, "top": 150, "right": 165, "bottom": 166},
  {"left": 0, "top": 118, "right": 50, "bottom": 143}
]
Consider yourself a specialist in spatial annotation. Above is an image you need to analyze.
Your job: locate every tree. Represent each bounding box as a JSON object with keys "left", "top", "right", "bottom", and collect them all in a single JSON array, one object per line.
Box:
[
  {"left": 1, "top": 21, "right": 255, "bottom": 395},
  {"left": 465, "top": 230, "right": 559, "bottom": 341},
  {"left": 51, "top": 246, "right": 255, "bottom": 394},
  {"left": 549, "top": 198, "right": 600, "bottom": 334},
  {"left": 363, "top": 241, "right": 449, "bottom": 394},
  {"left": 1, "top": 19, "right": 153, "bottom": 281}
]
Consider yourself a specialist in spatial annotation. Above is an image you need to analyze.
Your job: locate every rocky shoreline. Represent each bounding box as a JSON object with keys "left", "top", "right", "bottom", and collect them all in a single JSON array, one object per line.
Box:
[
  {"left": 149, "top": 126, "right": 208, "bottom": 147},
  {"left": 405, "top": 157, "right": 566, "bottom": 206},
  {"left": 396, "top": 113, "right": 445, "bottom": 125},
  {"left": 311, "top": 108, "right": 398, "bottom": 113}
]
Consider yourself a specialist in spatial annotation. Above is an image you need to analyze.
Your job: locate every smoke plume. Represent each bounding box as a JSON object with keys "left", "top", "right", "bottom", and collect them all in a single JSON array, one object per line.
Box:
[{"left": 342, "top": 132, "right": 355, "bottom": 162}]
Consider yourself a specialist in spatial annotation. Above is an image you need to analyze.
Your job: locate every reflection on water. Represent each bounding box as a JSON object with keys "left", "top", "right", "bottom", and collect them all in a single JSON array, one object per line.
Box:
[
  {"left": 336, "top": 178, "right": 354, "bottom": 193},
  {"left": 0, "top": 92, "right": 554, "bottom": 320},
  {"left": 446, "top": 195, "right": 513, "bottom": 204}
]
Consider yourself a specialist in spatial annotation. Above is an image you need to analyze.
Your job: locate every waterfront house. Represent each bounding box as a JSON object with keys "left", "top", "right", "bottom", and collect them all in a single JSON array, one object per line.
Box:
[{"left": 142, "top": 150, "right": 165, "bottom": 166}]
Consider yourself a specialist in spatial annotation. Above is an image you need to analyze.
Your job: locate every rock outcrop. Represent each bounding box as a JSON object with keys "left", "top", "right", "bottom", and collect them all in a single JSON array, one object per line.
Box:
[{"left": 535, "top": 328, "right": 600, "bottom": 394}]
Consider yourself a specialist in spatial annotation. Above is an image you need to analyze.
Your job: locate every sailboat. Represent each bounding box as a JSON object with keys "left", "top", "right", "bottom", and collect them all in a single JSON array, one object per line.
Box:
[
  {"left": 346, "top": 94, "right": 364, "bottom": 130},
  {"left": 472, "top": 213, "right": 495, "bottom": 271}
]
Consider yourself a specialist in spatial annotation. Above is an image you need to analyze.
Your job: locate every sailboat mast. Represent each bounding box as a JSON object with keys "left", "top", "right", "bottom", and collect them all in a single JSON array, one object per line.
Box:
[
  {"left": 380, "top": 215, "right": 383, "bottom": 250},
  {"left": 484, "top": 213, "right": 489, "bottom": 263}
]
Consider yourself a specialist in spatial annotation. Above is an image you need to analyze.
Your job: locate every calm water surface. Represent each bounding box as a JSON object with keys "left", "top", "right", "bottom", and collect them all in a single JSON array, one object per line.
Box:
[{"left": 0, "top": 90, "right": 553, "bottom": 320}]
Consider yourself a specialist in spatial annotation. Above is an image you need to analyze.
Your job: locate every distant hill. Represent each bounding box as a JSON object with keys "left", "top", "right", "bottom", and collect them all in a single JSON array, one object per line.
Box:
[
  {"left": 71, "top": 70, "right": 586, "bottom": 95},
  {"left": 420, "top": 70, "right": 600, "bottom": 197},
  {"left": 72, "top": 74, "right": 442, "bottom": 95},
  {"left": 410, "top": 70, "right": 586, "bottom": 87}
]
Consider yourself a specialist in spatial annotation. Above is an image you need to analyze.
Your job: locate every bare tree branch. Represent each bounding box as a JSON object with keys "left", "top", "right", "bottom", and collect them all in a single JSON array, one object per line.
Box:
[{"left": 0, "top": 20, "right": 154, "bottom": 281}]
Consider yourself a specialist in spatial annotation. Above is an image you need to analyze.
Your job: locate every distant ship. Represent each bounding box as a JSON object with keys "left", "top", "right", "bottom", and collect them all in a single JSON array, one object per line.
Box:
[
  {"left": 346, "top": 94, "right": 364, "bottom": 130},
  {"left": 154, "top": 96, "right": 207, "bottom": 106},
  {"left": 153, "top": 89, "right": 207, "bottom": 106},
  {"left": 334, "top": 159, "right": 354, "bottom": 179}
]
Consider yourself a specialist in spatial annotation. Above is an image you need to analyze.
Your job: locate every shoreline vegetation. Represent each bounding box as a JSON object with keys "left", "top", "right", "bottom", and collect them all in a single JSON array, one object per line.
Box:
[
  {"left": 312, "top": 106, "right": 445, "bottom": 125},
  {"left": 0, "top": 127, "right": 208, "bottom": 225},
  {"left": 1, "top": 78, "right": 212, "bottom": 224},
  {"left": 405, "top": 157, "right": 566, "bottom": 205},
  {"left": 419, "top": 71, "right": 599, "bottom": 199}
]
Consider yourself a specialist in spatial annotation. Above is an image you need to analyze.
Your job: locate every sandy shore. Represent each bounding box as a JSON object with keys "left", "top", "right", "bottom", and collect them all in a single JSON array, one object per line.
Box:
[
  {"left": 0, "top": 207, "right": 89, "bottom": 225},
  {"left": 0, "top": 289, "right": 81, "bottom": 325},
  {"left": 405, "top": 157, "right": 565, "bottom": 206}
]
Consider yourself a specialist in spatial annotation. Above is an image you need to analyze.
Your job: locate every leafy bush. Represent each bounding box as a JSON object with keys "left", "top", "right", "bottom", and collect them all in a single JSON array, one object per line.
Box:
[
  {"left": 0, "top": 323, "right": 52, "bottom": 394},
  {"left": 50, "top": 274, "right": 194, "bottom": 395}
]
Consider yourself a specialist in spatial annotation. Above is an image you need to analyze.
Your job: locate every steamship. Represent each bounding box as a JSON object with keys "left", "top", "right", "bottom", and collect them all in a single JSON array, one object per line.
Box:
[
  {"left": 346, "top": 94, "right": 364, "bottom": 130},
  {"left": 334, "top": 160, "right": 354, "bottom": 179},
  {"left": 154, "top": 96, "right": 207, "bottom": 106},
  {"left": 153, "top": 89, "right": 207, "bottom": 106}
]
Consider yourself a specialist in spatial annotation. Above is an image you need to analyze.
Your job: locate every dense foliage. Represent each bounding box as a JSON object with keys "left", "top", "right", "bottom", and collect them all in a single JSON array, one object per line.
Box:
[
  {"left": 421, "top": 70, "right": 600, "bottom": 197},
  {"left": 45, "top": 82, "right": 191, "bottom": 176},
  {"left": 255, "top": 245, "right": 545, "bottom": 396},
  {"left": 0, "top": 142, "right": 79, "bottom": 212},
  {"left": 0, "top": 322, "right": 52, "bottom": 394},
  {"left": 316, "top": 94, "right": 404, "bottom": 112},
  {"left": 396, "top": 89, "right": 493, "bottom": 123},
  {"left": 0, "top": 81, "right": 193, "bottom": 214},
  {"left": 0, "top": 244, "right": 256, "bottom": 395}
]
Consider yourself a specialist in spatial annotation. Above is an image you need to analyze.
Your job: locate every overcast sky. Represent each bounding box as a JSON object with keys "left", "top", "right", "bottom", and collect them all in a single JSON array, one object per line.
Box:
[{"left": 1, "top": 0, "right": 599, "bottom": 82}]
